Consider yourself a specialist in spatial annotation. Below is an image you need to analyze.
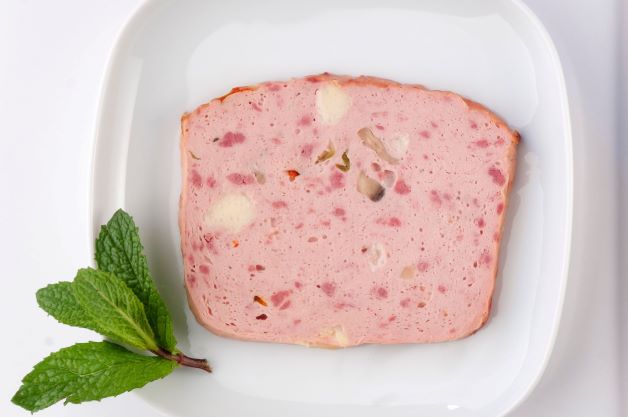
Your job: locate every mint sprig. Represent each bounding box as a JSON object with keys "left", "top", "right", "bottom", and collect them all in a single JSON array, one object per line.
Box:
[{"left": 12, "top": 210, "right": 210, "bottom": 413}]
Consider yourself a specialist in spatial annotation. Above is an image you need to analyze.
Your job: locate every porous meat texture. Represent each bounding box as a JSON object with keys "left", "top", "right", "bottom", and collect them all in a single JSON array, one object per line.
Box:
[{"left": 180, "top": 73, "right": 519, "bottom": 347}]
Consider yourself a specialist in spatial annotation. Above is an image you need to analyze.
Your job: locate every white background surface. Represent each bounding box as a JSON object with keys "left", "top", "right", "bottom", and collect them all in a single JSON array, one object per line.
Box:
[{"left": 0, "top": 0, "right": 623, "bottom": 416}]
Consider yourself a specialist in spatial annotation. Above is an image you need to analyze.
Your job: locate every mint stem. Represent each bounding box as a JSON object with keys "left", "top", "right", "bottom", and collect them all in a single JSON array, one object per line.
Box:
[{"left": 152, "top": 348, "right": 211, "bottom": 373}]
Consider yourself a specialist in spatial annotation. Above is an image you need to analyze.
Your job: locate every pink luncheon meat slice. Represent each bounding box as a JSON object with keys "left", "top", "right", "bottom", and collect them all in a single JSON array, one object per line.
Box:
[{"left": 180, "top": 73, "right": 519, "bottom": 347}]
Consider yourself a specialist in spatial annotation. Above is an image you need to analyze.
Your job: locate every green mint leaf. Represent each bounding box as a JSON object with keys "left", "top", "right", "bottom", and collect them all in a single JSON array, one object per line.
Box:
[
  {"left": 36, "top": 282, "right": 104, "bottom": 333},
  {"left": 12, "top": 341, "right": 177, "bottom": 412},
  {"left": 95, "top": 209, "right": 177, "bottom": 352},
  {"left": 36, "top": 281, "right": 139, "bottom": 347},
  {"left": 73, "top": 268, "right": 158, "bottom": 351}
]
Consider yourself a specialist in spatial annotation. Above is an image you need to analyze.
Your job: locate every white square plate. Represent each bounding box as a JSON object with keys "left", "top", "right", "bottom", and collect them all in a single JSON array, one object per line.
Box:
[{"left": 91, "top": 0, "right": 572, "bottom": 415}]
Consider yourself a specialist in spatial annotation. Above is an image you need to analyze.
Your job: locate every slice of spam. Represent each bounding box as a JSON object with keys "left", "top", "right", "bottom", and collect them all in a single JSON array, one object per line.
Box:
[{"left": 180, "top": 74, "right": 519, "bottom": 347}]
